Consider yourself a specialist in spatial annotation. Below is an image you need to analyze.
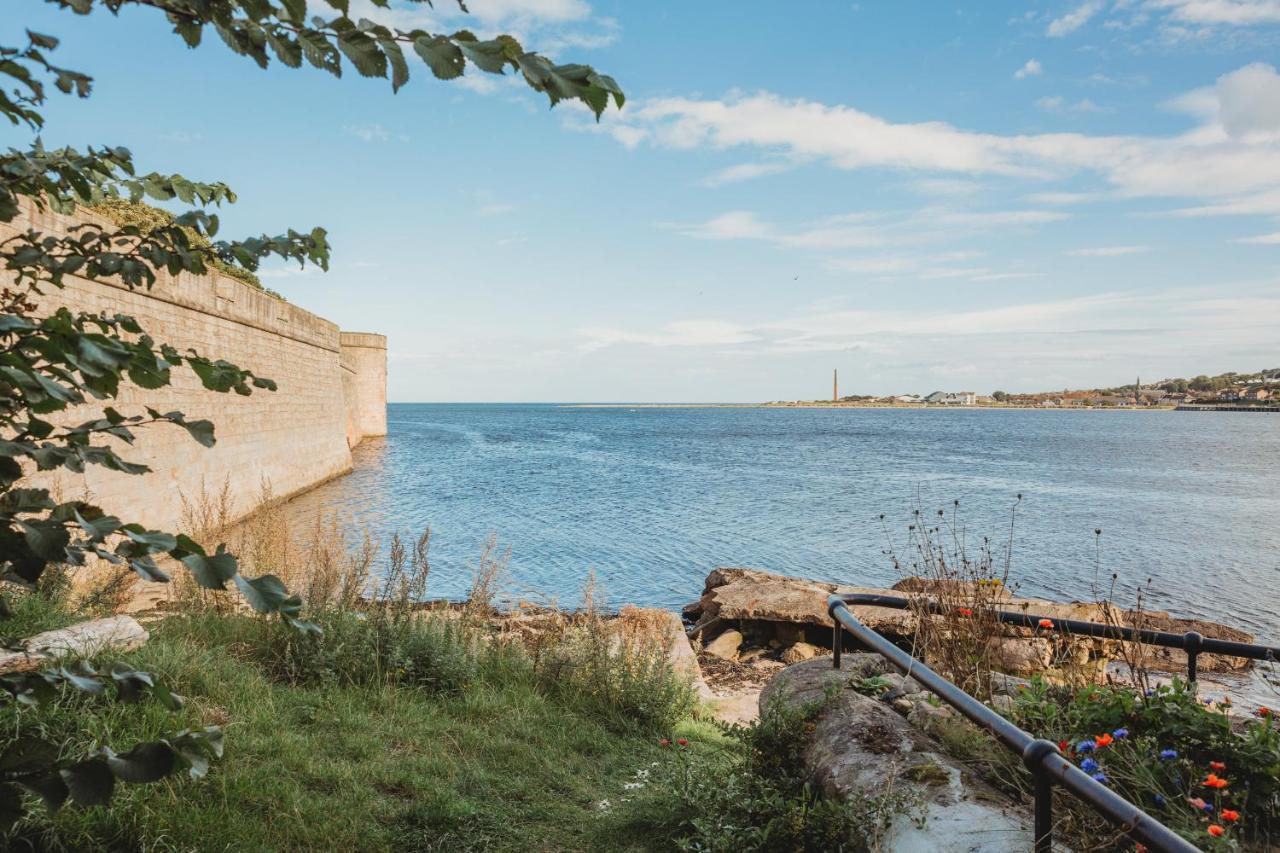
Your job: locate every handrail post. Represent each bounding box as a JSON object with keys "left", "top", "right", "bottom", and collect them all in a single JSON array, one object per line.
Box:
[
  {"left": 1034, "top": 773, "right": 1053, "bottom": 853},
  {"left": 1184, "top": 631, "right": 1203, "bottom": 682},
  {"left": 832, "top": 612, "right": 843, "bottom": 669},
  {"left": 1022, "top": 739, "right": 1059, "bottom": 853}
]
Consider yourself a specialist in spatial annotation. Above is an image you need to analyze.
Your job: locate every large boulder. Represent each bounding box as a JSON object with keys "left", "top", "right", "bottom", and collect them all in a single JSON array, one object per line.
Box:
[
  {"left": 686, "top": 568, "right": 1253, "bottom": 675},
  {"left": 762, "top": 656, "right": 1033, "bottom": 852}
]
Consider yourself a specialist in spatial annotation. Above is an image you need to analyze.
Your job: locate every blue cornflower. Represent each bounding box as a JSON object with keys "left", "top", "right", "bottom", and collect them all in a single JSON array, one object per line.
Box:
[
  {"left": 1153, "top": 794, "right": 1166, "bottom": 807},
  {"left": 1203, "top": 803, "right": 1214, "bottom": 813},
  {"left": 1145, "top": 688, "right": 1155, "bottom": 697},
  {"left": 1076, "top": 740, "right": 1095, "bottom": 753},
  {"left": 1092, "top": 771, "right": 1108, "bottom": 784},
  {"left": 1159, "top": 749, "right": 1178, "bottom": 761},
  {"left": 1112, "top": 728, "right": 1129, "bottom": 739},
  {"left": 1080, "top": 758, "right": 1099, "bottom": 774}
]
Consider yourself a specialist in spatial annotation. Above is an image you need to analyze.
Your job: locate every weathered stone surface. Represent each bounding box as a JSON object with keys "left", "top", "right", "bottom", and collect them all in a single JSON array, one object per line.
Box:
[
  {"left": 4, "top": 201, "right": 386, "bottom": 549},
  {"left": 764, "top": 657, "right": 1033, "bottom": 851},
  {"left": 988, "top": 636, "right": 1053, "bottom": 675},
  {"left": 617, "top": 607, "right": 714, "bottom": 701},
  {"left": 0, "top": 616, "right": 149, "bottom": 673},
  {"left": 780, "top": 641, "right": 820, "bottom": 664},
  {"left": 703, "top": 628, "right": 743, "bottom": 660},
  {"left": 686, "top": 568, "right": 1253, "bottom": 676}
]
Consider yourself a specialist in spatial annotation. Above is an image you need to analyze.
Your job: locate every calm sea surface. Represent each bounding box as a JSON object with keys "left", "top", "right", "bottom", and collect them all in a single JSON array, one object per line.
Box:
[{"left": 282, "top": 404, "right": 1280, "bottom": 643}]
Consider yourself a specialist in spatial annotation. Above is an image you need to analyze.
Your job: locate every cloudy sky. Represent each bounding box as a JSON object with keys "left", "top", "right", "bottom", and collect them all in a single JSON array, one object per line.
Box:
[{"left": 13, "top": 1, "right": 1280, "bottom": 400}]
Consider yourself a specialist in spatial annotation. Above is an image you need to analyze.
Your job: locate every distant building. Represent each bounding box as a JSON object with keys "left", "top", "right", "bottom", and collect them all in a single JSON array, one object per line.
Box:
[
  {"left": 925, "top": 391, "right": 977, "bottom": 406},
  {"left": 1243, "top": 388, "right": 1271, "bottom": 401},
  {"left": 1219, "top": 388, "right": 1243, "bottom": 402},
  {"left": 894, "top": 394, "right": 923, "bottom": 404}
]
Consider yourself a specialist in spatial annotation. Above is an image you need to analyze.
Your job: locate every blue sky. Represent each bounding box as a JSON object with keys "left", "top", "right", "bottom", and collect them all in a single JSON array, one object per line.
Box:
[{"left": 10, "top": 0, "right": 1280, "bottom": 401}]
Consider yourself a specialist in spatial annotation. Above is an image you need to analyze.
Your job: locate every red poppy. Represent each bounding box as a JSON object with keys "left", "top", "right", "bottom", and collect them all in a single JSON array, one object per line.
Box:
[
  {"left": 1038, "top": 618, "right": 1054, "bottom": 629},
  {"left": 659, "top": 738, "right": 670, "bottom": 747},
  {"left": 1189, "top": 797, "right": 1207, "bottom": 810},
  {"left": 1058, "top": 740, "right": 1069, "bottom": 753},
  {"left": 1221, "top": 809, "right": 1240, "bottom": 822},
  {"left": 1257, "top": 707, "right": 1273, "bottom": 719},
  {"left": 1094, "top": 733, "right": 1114, "bottom": 748},
  {"left": 1203, "top": 773, "right": 1229, "bottom": 789},
  {"left": 1209, "top": 761, "right": 1226, "bottom": 771},
  {"left": 1135, "top": 844, "right": 1147, "bottom": 853},
  {"left": 1207, "top": 825, "right": 1224, "bottom": 837},
  {"left": 957, "top": 607, "right": 974, "bottom": 617},
  {"left": 676, "top": 738, "right": 689, "bottom": 747}
]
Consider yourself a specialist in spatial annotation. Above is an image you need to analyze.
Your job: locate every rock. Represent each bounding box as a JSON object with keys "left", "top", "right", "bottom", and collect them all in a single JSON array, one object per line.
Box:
[
  {"left": 765, "top": 658, "right": 1033, "bottom": 851},
  {"left": 0, "top": 616, "right": 149, "bottom": 673},
  {"left": 907, "top": 699, "right": 957, "bottom": 736},
  {"left": 759, "top": 653, "right": 888, "bottom": 710},
  {"left": 988, "top": 672, "right": 1032, "bottom": 696},
  {"left": 704, "top": 628, "right": 743, "bottom": 660},
  {"left": 987, "top": 637, "right": 1053, "bottom": 675},
  {"left": 618, "top": 607, "right": 715, "bottom": 702},
  {"left": 890, "top": 697, "right": 915, "bottom": 715},
  {"left": 780, "top": 641, "right": 820, "bottom": 664}
]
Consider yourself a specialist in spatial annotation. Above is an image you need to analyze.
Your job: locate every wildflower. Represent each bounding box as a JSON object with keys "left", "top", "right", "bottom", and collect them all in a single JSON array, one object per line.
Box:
[
  {"left": 1189, "top": 797, "right": 1207, "bottom": 810},
  {"left": 957, "top": 607, "right": 974, "bottom": 617},
  {"left": 1209, "top": 761, "right": 1226, "bottom": 771},
  {"left": 1159, "top": 748, "right": 1178, "bottom": 761},
  {"left": 676, "top": 738, "right": 689, "bottom": 747},
  {"left": 1257, "top": 707, "right": 1273, "bottom": 719},
  {"left": 1136, "top": 844, "right": 1148, "bottom": 853},
  {"left": 1038, "top": 618, "right": 1054, "bottom": 629},
  {"left": 1207, "top": 825, "right": 1224, "bottom": 837},
  {"left": 1081, "top": 758, "right": 1099, "bottom": 774},
  {"left": 1092, "top": 771, "right": 1108, "bottom": 784},
  {"left": 1058, "top": 740, "right": 1070, "bottom": 753},
  {"left": 1112, "top": 728, "right": 1129, "bottom": 739},
  {"left": 1203, "top": 803, "right": 1215, "bottom": 813},
  {"left": 659, "top": 738, "right": 670, "bottom": 747},
  {"left": 1203, "top": 773, "right": 1229, "bottom": 789},
  {"left": 1221, "top": 809, "right": 1240, "bottom": 822},
  {"left": 1077, "top": 740, "right": 1095, "bottom": 753},
  {"left": 1152, "top": 794, "right": 1166, "bottom": 807},
  {"left": 1094, "top": 733, "right": 1114, "bottom": 748},
  {"left": 1144, "top": 689, "right": 1155, "bottom": 697}
]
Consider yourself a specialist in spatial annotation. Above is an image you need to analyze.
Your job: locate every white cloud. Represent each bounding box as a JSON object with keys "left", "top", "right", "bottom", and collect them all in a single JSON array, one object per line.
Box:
[
  {"left": 344, "top": 123, "right": 405, "bottom": 142},
  {"left": 1036, "top": 96, "right": 1110, "bottom": 113},
  {"left": 701, "top": 161, "right": 793, "bottom": 186},
  {"left": 1232, "top": 230, "right": 1280, "bottom": 242},
  {"left": 579, "top": 319, "right": 759, "bottom": 351},
  {"left": 589, "top": 65, "right": 1280, "bottom": 208},
  {"left": 1015, "top": 59, "right": 1043, "bottom": 79},
  {"left": 1146, "top": 0, "right": 1280, "bottom": 25},
  {"left": 1065, "top": 245, "right": 1153, "bottom": 255},
  {"left": 1047, "top": 1, "right": 1104, "bottom": 36}
]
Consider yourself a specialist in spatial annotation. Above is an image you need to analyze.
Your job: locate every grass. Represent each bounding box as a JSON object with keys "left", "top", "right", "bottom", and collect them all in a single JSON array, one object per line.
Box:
[{"left": 3, "top": 611, "right": 706, "bottom": 852}]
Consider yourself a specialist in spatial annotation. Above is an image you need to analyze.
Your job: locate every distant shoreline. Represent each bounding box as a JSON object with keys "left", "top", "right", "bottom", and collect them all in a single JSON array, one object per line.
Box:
[{"left": 559, "top": 403, "right": 1180, "bottom": 411}]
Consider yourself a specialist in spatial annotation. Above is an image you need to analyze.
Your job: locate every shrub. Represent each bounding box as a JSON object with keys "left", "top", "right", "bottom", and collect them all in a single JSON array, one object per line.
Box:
[
  {"left": 997, "top": 678, "right": 1280, "bottom": 849},
  {"left": 625, "top": 697, "right": 911, "bottom": 852}
]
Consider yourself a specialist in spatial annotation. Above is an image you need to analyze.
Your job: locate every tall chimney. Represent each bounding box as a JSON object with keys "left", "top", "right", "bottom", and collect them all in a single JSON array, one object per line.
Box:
[{"left": 833, "top": 368, "right": 839, "bottom": 402}]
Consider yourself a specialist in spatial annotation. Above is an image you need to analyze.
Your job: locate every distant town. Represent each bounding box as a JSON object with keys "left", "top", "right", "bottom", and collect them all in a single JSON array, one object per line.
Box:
[{"left": 769, "top": 367, "right": 1280, "bottom": 410}]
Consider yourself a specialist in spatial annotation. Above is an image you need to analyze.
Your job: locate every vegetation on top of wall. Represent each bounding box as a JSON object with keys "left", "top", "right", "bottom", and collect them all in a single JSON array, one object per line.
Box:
[{"left": 86, "top": 197, "right": 279, "bottom": 296}]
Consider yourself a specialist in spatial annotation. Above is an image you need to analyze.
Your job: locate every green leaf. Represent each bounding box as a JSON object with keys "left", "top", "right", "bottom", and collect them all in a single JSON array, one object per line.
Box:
[
  {"left": 337, "top": 30, "right": 387, "bottom": 78},
  {"left": 105, "top": 742, "right": 176, "bottom": 784},
  {"left": 17, "top": 520, "right": 70, "bottom": 562},
  {"left": 59, "top": 759, "right": 114, "bottom": 807},
  {"left": 413, "top": 36, "right": 464, "bottom": 80},
  {"left": 178, "top": 418, "right": 215, "bottom": 448},
  {"left": 234, "top": 573, "right": 294, "bottom": 615},
  {"left": 0, "top": 783, "right": 23, "bottom": 833},
  {"left": 0, "top": 736, "right": 59, "bottom": 774},
  {"left": 180, "top": 547, "right": 238, "bottom": 590}
]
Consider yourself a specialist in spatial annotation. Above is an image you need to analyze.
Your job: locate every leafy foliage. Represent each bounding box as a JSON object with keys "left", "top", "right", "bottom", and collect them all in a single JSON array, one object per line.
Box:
[
  {"left": 1, "top": 0, "right": 623, "bottom": 824},
  {"left": 0, "top": 658, "right": 222, "bottom": 831},
  {"left": 32, "top": 0, "right": 625, "bottom": 119},
  {"left": 998, "top": 679, "right": 1280, "bottom": 849}
]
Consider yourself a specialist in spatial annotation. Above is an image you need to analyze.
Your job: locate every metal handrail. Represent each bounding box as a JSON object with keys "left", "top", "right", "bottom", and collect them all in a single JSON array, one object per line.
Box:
[{"left": 826, "top": 591, "right": 1280, "bottom": 853}]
